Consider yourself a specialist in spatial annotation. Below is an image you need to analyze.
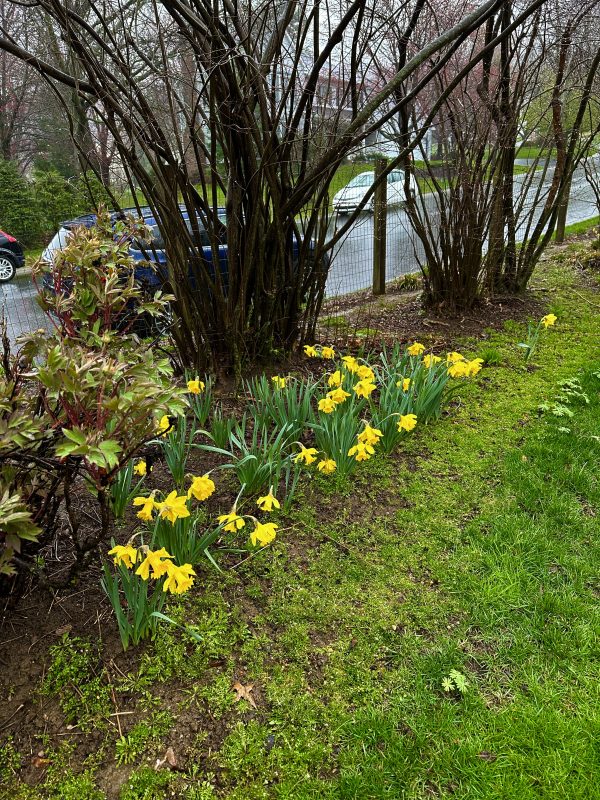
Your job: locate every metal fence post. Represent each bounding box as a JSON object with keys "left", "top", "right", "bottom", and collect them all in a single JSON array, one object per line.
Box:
[{"left": 373, "top": 157, "right": 387, "bottom": 295}]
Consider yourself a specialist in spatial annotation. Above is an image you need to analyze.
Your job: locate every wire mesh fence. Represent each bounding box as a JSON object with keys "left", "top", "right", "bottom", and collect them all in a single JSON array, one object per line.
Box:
[
  {"left": 325, "top": 204, "right": 425, "bottom": 299},
  {"left": 1, "top": 270, "right": 50, "bottom": 347}
]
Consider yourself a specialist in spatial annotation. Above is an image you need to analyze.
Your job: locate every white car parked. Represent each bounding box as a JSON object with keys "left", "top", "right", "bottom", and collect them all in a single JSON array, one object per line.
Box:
[{"left": 332, "top": 169, "right": 417, "bottom": 213}]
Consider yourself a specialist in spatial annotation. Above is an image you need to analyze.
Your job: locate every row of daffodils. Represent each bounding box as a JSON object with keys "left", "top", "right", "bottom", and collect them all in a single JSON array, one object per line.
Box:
[{"left": 104, "top": 342, "right": 486, "bottom": 648}]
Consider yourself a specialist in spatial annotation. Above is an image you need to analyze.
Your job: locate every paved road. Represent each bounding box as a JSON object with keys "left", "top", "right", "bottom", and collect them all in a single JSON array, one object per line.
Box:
[
  {"left": 325, "top": 159, "right": 599, "bottom": 297},
  {"left": 1, "top": 160, "right": 598, "bottom": 343}
]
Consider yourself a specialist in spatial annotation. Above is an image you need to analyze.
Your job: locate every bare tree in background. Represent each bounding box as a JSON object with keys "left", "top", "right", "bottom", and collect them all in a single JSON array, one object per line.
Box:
[
  {"left": 378, "top": 0, "right": 600, "bottom": 309},
  {"left": 0, "top": 0, "right": 40, "bottom": 167},
  {"left": 2, "top": 0, "right": 549, "bottom": 373}
]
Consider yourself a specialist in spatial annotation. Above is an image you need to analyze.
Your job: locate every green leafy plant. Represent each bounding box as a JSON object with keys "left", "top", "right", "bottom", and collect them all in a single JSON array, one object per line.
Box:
[
  {"left": 101, "top": 551, "right": 168, "bottom": 650},
  {"left": 3, "top": 215, "right": 189, "bottom": 580},
  {"left": 246, "top": 375, "right": 317, "bottom": 440},
  {"left": 0, "top": 490, "right": 41, "bottom": 575},
  {"left": 42, "top": 636, "right": 112, "bottom": 730},
  {"left": 478, "top": 346, "right": 503, "bottom": 366},
  {"left": 109, "top": 460, "right": 147, "bottom": 519},
  {"left": 207, "top": 405, "right": 239, "bottom": 450},
  {"left": 517, "top": 314, "right": 557, "bottom": 361},
  {"left": 159, "top": 415, "right": 195, "bottom": 488},
  {"left": 442, "top": 669, "right": 470, "bottom": 695},
  {"left": 187, "top": 375, "right": 213, "bottom": 427},
  {"left": 200, "top": 418, "right": 297, "bottom": 496}
]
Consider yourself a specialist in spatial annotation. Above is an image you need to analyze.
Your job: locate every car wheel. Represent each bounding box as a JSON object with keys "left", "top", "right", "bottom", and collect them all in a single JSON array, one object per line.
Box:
[{"left": 0, "top": 255, "right": 16, "bottom": 283}]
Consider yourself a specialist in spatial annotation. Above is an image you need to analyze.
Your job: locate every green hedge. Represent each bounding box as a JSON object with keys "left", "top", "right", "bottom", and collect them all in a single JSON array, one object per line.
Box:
[{"left": 0, "top": 159, "right": 112, "bottom": 249}]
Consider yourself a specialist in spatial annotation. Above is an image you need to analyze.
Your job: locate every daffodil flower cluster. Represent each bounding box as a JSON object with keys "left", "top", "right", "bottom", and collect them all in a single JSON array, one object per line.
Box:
[
  {"left": 133, "top": 473, "right": 216, "bottom": 524},
  {"left": 108, "top": 543, "right": 197, "bottom": 595},
  {"left": 446, "top": 353, "right": 483, "bottom": 378},
  {"left": 304, "top": 344, "right": 336, "bottom": 359}
]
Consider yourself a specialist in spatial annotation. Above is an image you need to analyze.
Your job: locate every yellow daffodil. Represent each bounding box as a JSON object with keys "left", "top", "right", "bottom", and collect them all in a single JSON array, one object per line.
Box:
[
  {"left": 353, "top": 379, "right": 377, "bottom": 398},
  {"left": 327, "top": 387, "right": 350, "bottom": 404},
  {"left": 342, "top": 355, "right": 359, "bottom": 373},
  {"left": 271, "top": 375, "right": 287, "bottom": 389},
  {"left": 156, "top": 415, "right": 171, "bottom": 436},
  {"left": 447, "top": 351, "right": 466, "bottom": 364},
  {"left": 328, "top": 370, "right": 343, "bottom": 387},
  {"left": 304, "top": 345, "right": 318, "bottom": 357},
  {"left": 317, "top": 458, "right": 337, "bottom": 474},
  {"left": 397, "top": 413, "right": 417, "bottom": 432},
  {"left": 163, "top": 562, "right": 196, "bottom": 594},
  {"left": 447, "top": 360, "right": 469, "bottom": 378},
  {"left": 356, "top": 364, "right": 375, "bottom": 381},
  {"left": 466, "top": 358, "right": 484, "bottom": 377},
  {"left": 541, "top": 313, "right": 557, "bottom": 328},
  {"left": 188, "top": 474, "right": 216, "bottom": 502},
  {"left": 396, "top": 377, "right": 411, "bottom": 392},
  {"left": 218, "top": 512, "right": 245, "bottom": 532},
  {"left": 108, "top": 544, "right": 138, "bottom": 569},
  {"left": 155, "top": 490, "right": 190, "bottom": 524},
  {"left": 423, "top": 354, "right": 442, "bottom": 368},
  {"left": 295, "top": 445, "right": 319, "bottom": 465},
  {"left": 135, "top": 547, "right": 173, "bottom": 580},
  {"left": 358, "top": 424, "right": 383, "bottom": 447},
  {"left": 321, "top": 346, "right": 336, "bottom": 359},
  {"left": 187, "top": 377, "right": 205, "bottom": 394},
  {"left": 407, "top": 342, "right": 425, "bottom": 357},
  {"left": 348, "top": 442, "right": 375, "bottom": 462},
  {"left": 256, "top": 490, "right": 280, "bottom": 512},
  {"left": 133, "top": 492, "right": 158, "bottom": 522},
  {"left": 133, "top": 460, "right": 147, "bottom": 477},
  {"left": 318, "top": 397, "right": 337, "bottom": 414},
  {"left": 250, "top": 521, "right": 278, "bottom": 546}
]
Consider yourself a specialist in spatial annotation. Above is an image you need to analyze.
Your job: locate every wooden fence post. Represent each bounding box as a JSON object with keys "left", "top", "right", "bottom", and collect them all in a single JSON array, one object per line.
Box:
[{"left": 373, "top": 158, "right": 388, "bottom": 295}]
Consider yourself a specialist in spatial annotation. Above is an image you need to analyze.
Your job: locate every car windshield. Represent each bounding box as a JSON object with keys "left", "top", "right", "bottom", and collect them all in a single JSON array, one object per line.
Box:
[
  {"left": 347, "top": 173, "right": 374, "bottom": 188},
  {"left": 132, "top": 214, "right": 227, "bottom": 251}
]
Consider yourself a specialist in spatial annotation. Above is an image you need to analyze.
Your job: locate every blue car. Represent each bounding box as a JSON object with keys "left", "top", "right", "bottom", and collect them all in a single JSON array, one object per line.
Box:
[
  {"left": 42, "top": 206, "right": 226, "bottom": 290},
  {"left": 42, "top": 205, "right": 324, "bottom": 292}
]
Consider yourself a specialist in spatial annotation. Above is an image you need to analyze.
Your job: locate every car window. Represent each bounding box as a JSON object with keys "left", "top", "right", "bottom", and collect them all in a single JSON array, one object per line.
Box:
[
  {"left": 347, "top": 173, "right": 374, "bottom": 188},
  {"left": 387, "top": 171, "right": 404, "bottom": 184}
]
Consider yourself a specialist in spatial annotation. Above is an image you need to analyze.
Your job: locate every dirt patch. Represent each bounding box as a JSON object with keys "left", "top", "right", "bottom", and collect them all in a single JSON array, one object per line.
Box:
[{"left": 318, "top": 289, "right": 542, "bottom": 353}]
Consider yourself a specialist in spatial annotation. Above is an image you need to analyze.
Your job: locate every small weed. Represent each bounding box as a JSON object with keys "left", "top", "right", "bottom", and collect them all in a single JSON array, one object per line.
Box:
[
  {"left": 220, "top": 721, "right": 271, "bottom": 781},
  {"left": 115, "top": 711, "right": 173, "bottom": 766},
  {"left": 393, "top": 272, "right": 421, "bottom": 292},
  {"left": 0, "top": 737, "right": 22, "bottom": 784},
  {"left": 478, "top": 346, "right": 503, "bottom": 366},
  {"left": 355, "top": 327, "right": 379, "bottom": 337},
  {"left": 184, "top": 672, "right": 236, "bottom": 719},
  {"left": 119, "top": 767, "right": 175, "bottom": 800},
  {"left": 321, "top": 315, "right": 349, "bottom": 329},
  {"left": 42, "top": 636, "right": 112, "bottom": 731},
  {"left": 442, "top": 669, "right": 470, "bottom": 695}
]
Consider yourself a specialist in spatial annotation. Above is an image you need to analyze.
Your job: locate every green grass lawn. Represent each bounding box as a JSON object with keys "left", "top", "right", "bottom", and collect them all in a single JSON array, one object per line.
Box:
[
  {"left": 2, "top": 246, "right": 600, "bottom": 799},
  {"left": 516, "top": 145, "right": 558, "bottom": 160},
  {"left": 103, "top": 158, "right": 538, "bottom": 219}
]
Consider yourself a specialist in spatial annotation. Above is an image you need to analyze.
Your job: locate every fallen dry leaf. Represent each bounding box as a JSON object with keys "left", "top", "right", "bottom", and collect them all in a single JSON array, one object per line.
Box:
[
  {"left": 232, "top": 681, "right": 257, "bottom": 709},
  {"left": 55, "top": 625, "right": 72, "bottom": 636},
  {"left": 154, "top": 747, "right": 178, "bottom": 771},
  {"left": 31, "top": 757, "right": 51, "bottom": 768}
]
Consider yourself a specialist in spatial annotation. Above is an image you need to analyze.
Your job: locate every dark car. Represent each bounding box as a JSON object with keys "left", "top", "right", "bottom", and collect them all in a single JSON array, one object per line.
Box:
[
  {"left": 0, "top": 230, "right": 25, "bottom": 283},
  {"left": 43, "top": 206, "right": 328, "bottom": 293}
]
